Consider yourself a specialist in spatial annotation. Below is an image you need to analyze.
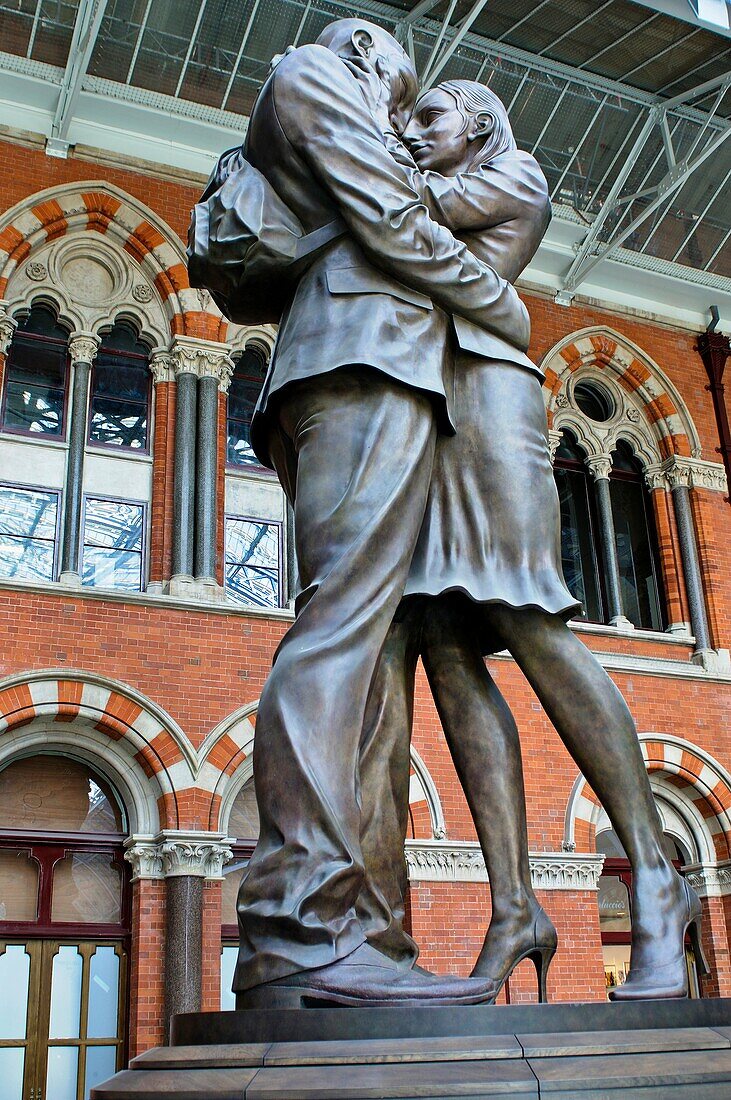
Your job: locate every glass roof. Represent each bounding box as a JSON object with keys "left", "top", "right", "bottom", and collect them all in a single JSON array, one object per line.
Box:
[{"left": 0, "top": 0, "right": 728, "bottom": 282}]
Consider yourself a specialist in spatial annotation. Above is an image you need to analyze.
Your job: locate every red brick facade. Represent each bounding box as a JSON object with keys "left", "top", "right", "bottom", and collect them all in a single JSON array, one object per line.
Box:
[{"left": 0, "top": 133, "right": 729, "bottom": 1057}]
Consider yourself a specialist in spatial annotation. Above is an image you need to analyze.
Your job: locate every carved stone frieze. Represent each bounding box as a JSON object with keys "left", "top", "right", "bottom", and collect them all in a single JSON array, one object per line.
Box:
[
  {"left": 660, "top": 456, "right": 727, "bottom": 494},
  {"left": 124, "top": 831, "right": 234, "bottom": 881},
  {"left": 404, "top": 841, "right": 604, "bottom": 889},
  {"left": 68, "top": 331, "right": 100, "bottom": 366},
  {"left": 684, "top": 860, "right": 731, "bottom": 898}
]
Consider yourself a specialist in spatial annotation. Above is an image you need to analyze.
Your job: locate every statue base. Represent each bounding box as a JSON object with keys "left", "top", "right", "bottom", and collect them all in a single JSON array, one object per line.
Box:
[{"left": 92, "top": 998, "right": 731, "bottom": 1098}]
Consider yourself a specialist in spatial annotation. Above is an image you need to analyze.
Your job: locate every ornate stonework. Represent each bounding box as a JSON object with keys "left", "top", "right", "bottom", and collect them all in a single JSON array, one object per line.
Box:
[
  {"left": 0, "top": 307, "right": 17, "bottom": 355},
  {"left": 170, "top": 336, "right": 235, "bottom": 391},
  {"left": 584, "top": 454, "right": 613, "bottom": 481},
  {"left": 646, "top": 456, "right": 728, "bottom": 495},
  {"left": 684, "top": 861, "right": 731, "bottom": 898},
  {"left": 68, "top": 331, "right": 100, "bottom": 366},
  {"left": 149, "top": 350, "right": 175, "bottom": 385},
  {"left": 124, "top": 831, "right": 234, "bottom": 880},
  {"left": 404, "top": 840, "right": 604, "bottom": 889},
  {"left": 25, "top": 260, "right": 47, "bottom": 281}
]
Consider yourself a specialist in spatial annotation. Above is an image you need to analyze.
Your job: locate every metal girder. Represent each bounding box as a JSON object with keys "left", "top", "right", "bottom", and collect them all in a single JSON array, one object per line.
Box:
[
  {"left": 48, "top": 0, "right": 108, "bottom": 157},
  {"left": 420, "top": 0, "right": 491, "bottom": 89},
  {"left": 557, "top": 71, "right": 731, "bottom": 301}
]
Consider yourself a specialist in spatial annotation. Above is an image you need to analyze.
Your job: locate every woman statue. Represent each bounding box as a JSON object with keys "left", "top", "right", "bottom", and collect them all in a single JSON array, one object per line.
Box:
[{"left": 358, "top": 79, "right": 707, "bottom": 1002}]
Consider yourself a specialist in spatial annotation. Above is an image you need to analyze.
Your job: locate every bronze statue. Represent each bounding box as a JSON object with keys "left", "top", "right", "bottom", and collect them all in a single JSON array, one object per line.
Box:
[
  {"left": 356, "top": 79, "right": 707, "bottom": 1003},
  {"left": 189, "top": 18, "right": 708, "bottom": 1008}
]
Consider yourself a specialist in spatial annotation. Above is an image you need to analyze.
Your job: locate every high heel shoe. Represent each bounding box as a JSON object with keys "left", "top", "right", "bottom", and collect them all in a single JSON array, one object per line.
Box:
[
  {"left": 470, "top": 906, "right": 558, "bottom": 1003},
  {"left": 609, "top": 878, "right": 710, "bottom": 1001}
]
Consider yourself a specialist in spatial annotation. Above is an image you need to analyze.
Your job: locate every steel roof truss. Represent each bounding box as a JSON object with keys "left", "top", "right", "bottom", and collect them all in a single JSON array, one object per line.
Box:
[
  {"left": 559, "top": 74, "right": 731, "bottom": 297},
  {"left": 48, "top": 0, "right": 108, "bottom": 157},
  {"left": 421, "top": 0, "right": 492, "bottom": 89}
]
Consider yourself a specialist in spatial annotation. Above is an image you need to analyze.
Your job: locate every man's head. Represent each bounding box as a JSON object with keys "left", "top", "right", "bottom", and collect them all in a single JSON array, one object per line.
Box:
[{"left": 316, "top": 19, "right": 418, "bottom": 133}]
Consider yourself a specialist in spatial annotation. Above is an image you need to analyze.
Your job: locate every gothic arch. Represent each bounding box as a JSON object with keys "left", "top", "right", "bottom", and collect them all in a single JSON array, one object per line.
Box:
[
  {"left": 0, "top": 669, "right": 198, "bottom": 830},
  {"left": 0, "top": 181, "right": 225, "bottom": 342},
  {"left": 201, "top": 701, "right": 447, "bottom": 840},
  {"left": 564, "top": 733, "right": 731, "bottom": 862},
  {"left": 541, "top": 327, "right": 702, "bottom": 462}
]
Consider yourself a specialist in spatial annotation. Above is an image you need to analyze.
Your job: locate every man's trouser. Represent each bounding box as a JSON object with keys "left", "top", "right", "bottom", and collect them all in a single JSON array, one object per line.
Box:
[{"left": 234, "top": 368, "right": 436, "bottom": 993}]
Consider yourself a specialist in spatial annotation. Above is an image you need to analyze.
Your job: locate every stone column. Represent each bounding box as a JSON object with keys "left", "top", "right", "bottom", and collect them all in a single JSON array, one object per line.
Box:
[
  {"left": 169, "top": 337, "right": 232, "bottom": 600},
  {"left": 665, "top": 459, "right": 713, "bottom": 660},
  {"left": 585, "top": 454, "right": 633, "bottom": 629},
  {"left": 285, "top": 501, "right": 298, "bottom": 606},
  {"left": 644, "top": 465, "right": 691, "bottom": 635},
  {"left": 170, "top": 344, "right": 198, "bottom": 584},
  {"left": 125, "top": 831, "right": 233, "bottom": 1040},
  {"left": 59, "top": 332, "right": 100, "bottom": 586}
]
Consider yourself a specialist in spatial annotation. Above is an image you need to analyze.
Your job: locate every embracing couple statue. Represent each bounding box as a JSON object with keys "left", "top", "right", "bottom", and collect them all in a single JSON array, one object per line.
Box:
[{"left": 189, "top": 17, "right": 707, "bottom": 1010}]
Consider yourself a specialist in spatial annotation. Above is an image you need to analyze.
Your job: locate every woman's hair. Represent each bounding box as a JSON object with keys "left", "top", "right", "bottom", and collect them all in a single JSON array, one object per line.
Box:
[{"left": 427, "top": 79, "right": 517, "bottom": 166}]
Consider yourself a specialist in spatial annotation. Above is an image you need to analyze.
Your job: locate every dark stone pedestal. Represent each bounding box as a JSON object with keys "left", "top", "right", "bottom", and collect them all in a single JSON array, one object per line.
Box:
[{"left": 92, "top": 999, "right": 731, "bottom": 1099}]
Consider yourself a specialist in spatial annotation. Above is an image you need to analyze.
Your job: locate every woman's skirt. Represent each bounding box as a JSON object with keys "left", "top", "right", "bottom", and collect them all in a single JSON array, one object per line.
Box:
[{"left": 404, "top": 357, "right": 580, "bottom": 652}]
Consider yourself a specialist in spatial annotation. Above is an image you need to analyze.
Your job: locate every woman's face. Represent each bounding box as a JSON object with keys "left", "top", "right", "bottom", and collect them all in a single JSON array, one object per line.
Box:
[{"left": 403, "top": 88, "right": 476, "bottom": 175}]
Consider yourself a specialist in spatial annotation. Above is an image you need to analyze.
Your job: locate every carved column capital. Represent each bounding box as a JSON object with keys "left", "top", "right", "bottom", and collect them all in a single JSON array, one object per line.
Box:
[
  {"left": 0, "top": 306, "right": 17, "bottom": 356},
  {"left": 170, "top": 336, "right": 234, "bottom": 391},
  {"left": 548, "top": 429, "right": 563, "bottom": 462},
  {"left": 585, "top": 453, "right": 613, "bottom": 481},
  {"left": 124, "top": 836, "right": 165, "bottom": 882},
  {"left": 149, "top": 349, "right": 175, "bottom": 384},
  {"left": 644, "top": 463, "right": 670, "bottom": 492},
  {"left": 68, "top": 331, "right": 100, "bottom": 366},
  {"left": 124, "top": 831, "right": 234, "bottom": 880},
  {"left": 663, "top": 456, "right": 693, "bottom": 491},
  {"left": 159, "top": 831, "right": 234, "bottom": 879}
]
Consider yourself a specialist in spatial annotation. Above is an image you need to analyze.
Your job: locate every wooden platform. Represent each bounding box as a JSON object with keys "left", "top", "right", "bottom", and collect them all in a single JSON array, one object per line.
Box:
[{"left": 91, "top": 1000, "right": 731, "bottom": 1098}]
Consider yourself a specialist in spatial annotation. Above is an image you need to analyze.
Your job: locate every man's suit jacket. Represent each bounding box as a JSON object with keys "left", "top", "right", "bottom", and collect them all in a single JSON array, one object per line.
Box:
[{"left": 245, "top": 44, "right": 530, "bottom": 467}]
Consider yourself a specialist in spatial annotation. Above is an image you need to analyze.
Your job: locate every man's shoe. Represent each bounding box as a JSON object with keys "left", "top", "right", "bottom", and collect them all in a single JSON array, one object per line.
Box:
[{"left": 237, "top": 943, "right": 498, "bottom": 1008}]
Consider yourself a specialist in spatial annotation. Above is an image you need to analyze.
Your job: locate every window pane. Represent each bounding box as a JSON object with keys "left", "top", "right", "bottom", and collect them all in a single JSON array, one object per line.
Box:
[
  {"left": 85, "top": 1046, "right": 117, "bottom": 1098},
  {"left": 0, "top": 1048, "right": 25, "bottom": 1100},
  {"left": 0, "top": 946, "right": 30, "bottom": 1039},
  {"left": 49, "top": 946, "right": 83, "bottom": 1039},
  {"left": 225, "top": 519, "right": 280, "bottom": 607},
  {"left": 554, "top": 467, "right": 602, "bottom": 621},
  {"left": 3, "top": 324, "right": 67, "bottom": 437},
  {"left": 0, "top": 756, "right": 123, "bottom": 833},
  {"left": 46, "top": 1045, "right": 79, "bottom": 1100},
  {"left": 220, "top": 945, "right": 237, "bottom": 1011},
  {"left": 87, "top": 947, "right": 120, "bottom": 1038},
  {"left": 610, "top": 476, "right": 663, "bottom": 631},
  {"left": 0, "top": 534, "right": 55, "bottom": 582},
  {"left": 82, "top": 546, "right": 142, "bottom": 591},
  {"left": 229, "top": 780, "right": 260, "bottom": 843},
  {"left": 89, "top": 397, "right": 147, "bottom": 450},
  {"left": 82, "top": 499, "right": 144, "bottom": 591},
  {"left": 598, "top": 875, "right": 631, "bottom": 933},
  {"left": 0, "top": 486, "right": 58, "bottom": 540},
  {"left": 0, "top": 850, "right": 39, "bottom": 921},
  {"left": 52, "top": 854, "right": 122, "bottom": 924},
  {"left": 227, "top": 349, "right": 267, "bottom": 467}
]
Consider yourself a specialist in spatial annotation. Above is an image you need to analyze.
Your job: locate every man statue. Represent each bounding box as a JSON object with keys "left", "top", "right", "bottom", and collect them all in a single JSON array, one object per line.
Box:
[{"left": 216, "top": 19, "right": 531, "bottom": 1008}]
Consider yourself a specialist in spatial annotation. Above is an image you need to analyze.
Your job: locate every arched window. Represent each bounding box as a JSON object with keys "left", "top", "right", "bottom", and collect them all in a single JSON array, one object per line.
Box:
[
  {"left": 88, "top": 322, "right": 151, "bottom": 451},
  {"left": 553, "top": 431, "right": 604, "bottom": 623},
  {"left": 0, "top": 754, "right": 130, "bottom": 1099},
  {"left": 220, "top": 777, "right": 259, "bottom": 1009},
  {"left": 1, "top": 305, "right": 69, "bottom": 439},
  {"left": 226, "top": 346, "right": 268, "bottom": 468},
  {"left": 609, "top": 441, "right": 665, "bottom": 632}
]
